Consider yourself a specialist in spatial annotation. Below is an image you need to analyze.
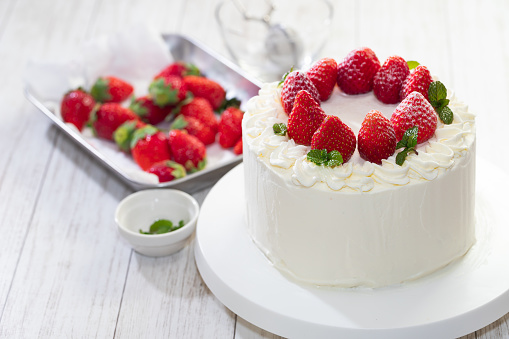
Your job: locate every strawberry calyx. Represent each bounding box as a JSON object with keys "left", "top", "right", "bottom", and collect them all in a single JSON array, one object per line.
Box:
[
  {"left": 307, "top": 149, "right": 344, "bottom": 167},
  {"left": 130, "top": 125, "right": 159, "bottom": 149},
  {"left": 86, "top": 103, "right": 103, "bottom": 132},
  {"left": 90, "top": 77, "right": 112, "bottom": 102},
  {"left": 407, "top": 61, "right": 420, "bottom": 70},
  {"left": 272, "top": 123, "right": 287, "bottom": 136},
  {"left": 168, "top": 94, "right": 194, "bottom": 118},
  {"left": 129, "top": 96, "right": 149, "bottom": 117},
  {"left": 428, "top": 81, "right": 453, "bottom": 124},
  {"left": 114, "top": 120, "right": 140, "bottom": 152},
  {"left": 395, "top": 126, "right": 419, "bottom": 166},
  {"left": 165, "top": 160, "right": 187, "bottom": 179},
  {"left": 217, "top": 97, "right": 241, "bottom": 113},
  {"left": 186, "top": 158, "right": 207, "bottom": 173},
  {"left": 184, "top": 63, "right": 201, "bottom": 77},
  {"left": 148, "top": 78, "right": 181, "bottom": 107},
  {"left": 170, "top": 115, "right": 188, "bottom": 130},
  {"left": 278, "top": 67, "right": 294, "bottom": 87}
]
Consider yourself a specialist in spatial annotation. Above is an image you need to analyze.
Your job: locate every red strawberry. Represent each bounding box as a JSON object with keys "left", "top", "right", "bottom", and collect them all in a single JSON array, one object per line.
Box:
[
  {"left": 176, "top": 97, "right": 218, "bottom": 133},
  {"left": 182, "top": 75, "right": 226, "bottom": 110},
  {"left": 311, "top": 115, "right": 357, "bottom": 163},
  {"left": 148, "top": 74, "right": 188, "bottom": 107},
  {"left": 147, "top": 160, "right": 186, "bottom": 183},
  {"left": 60, "top": 88, "right": 96, "bottom": 131},
  {"left": 218, "top": 107, "right": 243, "bottom": 148},
  {"left": 130, "top": 125, "right": 172, "bottom": 171},
  {"left": 358, "top": 110, "right": 397, "bottom": 164},
  {"left": 168, "top": 130, "right": 207, "bottom": 172},
  {"left": 233, "top": 139, "right": 243, "bottom": 155},
  {"left": 306, "top": 57, "right": 338, "bottom": 101},
  {"left": 336, "top": 47, "right": 381, "bottom": 95},
  {"left": 399, "top": 65, "right": 433, "bottom": 101},
  {"left": 390, "top": 91, "right": 438, "bottom": 144},
  {"left": 373, "top": 56, "right": 410, "bottom": 104},
  {"left": 91, "top": 103, "right": 139, "bottom": 140},
  {"left": 171, "top": 115, "right": 216, "bottom": 146},
  {"left": 90, "top": 76, "right": 133, "bottom": 103},
  {"left": 287, "top": 90, "right": 326, "bottom": 145},
  {"left": 154, "top": 62, "right": 200, "bottom": 79},
  {"left": 280, "top": 70, "right": 320, "bottom": 115},
  {"left": 113, "top": 120, "right": 147, "bottom": 152},
  {"left": 129, "top": 96, "right": 172, "bottom": 125}
]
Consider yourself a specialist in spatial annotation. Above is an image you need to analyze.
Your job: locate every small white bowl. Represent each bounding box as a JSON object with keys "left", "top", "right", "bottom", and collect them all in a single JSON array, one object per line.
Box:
[{"left": 115, "top": 189, "right": 200, "bottom": 257}]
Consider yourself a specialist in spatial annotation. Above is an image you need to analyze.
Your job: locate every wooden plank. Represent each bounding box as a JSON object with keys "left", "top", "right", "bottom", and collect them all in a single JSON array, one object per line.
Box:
[{"left": 0, "top": 0, "right": 96, "bottom": 323}]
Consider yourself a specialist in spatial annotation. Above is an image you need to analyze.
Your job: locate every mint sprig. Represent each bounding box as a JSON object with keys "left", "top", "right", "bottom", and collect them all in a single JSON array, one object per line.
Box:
[
  {"left": 273, "top": 123, "right": 288, "bottom": 136},
  {"left": 395, "top": 126, "right": 419, "bottom": 166},
  {"left": 307, "top": 149, "right": 343, "bottom": 167},
  {"left": 428, "top": 81, "right": 453, "bottom": 124},
  {"left": 139, "top": 219, "right": 185, "bottom": 235}
]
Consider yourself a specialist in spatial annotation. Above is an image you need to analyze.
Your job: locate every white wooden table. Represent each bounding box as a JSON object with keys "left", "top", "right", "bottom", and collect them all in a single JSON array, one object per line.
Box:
[{"left": 1, "top": 0, "right": 508, "bottom": 338}]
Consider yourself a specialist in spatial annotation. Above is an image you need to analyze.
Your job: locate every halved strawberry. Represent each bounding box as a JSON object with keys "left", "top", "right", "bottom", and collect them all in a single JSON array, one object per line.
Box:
[
  {"left": 60, "top": 88, "right": 96, "bottom": 131},
  {"left": 287, "top": 90, "right": 326, "bottom": 145},
  {"left": 373, "top": 56, "right": 410, "bottom": 104},
  {"left": 358, "top": 110, "right": 397, "bottom": 164},
  {"left": 171, "top": 115, "right": 216, "bottom": 146},
  {"left": 218, "top": 107, "right": 243, "bottom": 148},
  {"left": 390, "top": 91, "right": 437, "bottom": 144},
  {"left": 154, "top": 62, "right": 200, "bottom": 79},
  {"left": 148, "top": 74, "right": 188, "bottom": 107},
  {"left": 168, "top": 129, "right": 207, "bottom": 173},
  {"left": 399, "top": 65, "right": 433, "bottom": 101},
  {"left": 182, "top": 75, "right": 226, "bottom": 110},
  {"left": 337, "top": 47, "right": 381, "bottom": 95},
  {"left": 130, "top": 125, "right": 172, "bottom": 171},
  {"left": 310, "top": 115, "right": 356, "bottom": 163},
  {"left": 147, "top": 160, "right": 186, "bottom": 183},
  {"left": 90, "top": 103, "right": 139, "bottom": 140},
  {"left": 280, "top": 70, "right": 320, "bottom": 115},
  {"left": 90, "top": 76, "right": 133, "bottom": 103},
  {"left": 306, "top": 57, "right": 338, "bottom": 101},
  {"left": 129, "top": 96, "right": 172, "bottom": 125}
]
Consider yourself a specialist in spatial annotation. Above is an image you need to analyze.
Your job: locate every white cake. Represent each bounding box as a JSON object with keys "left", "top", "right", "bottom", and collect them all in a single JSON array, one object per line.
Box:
[{"left": 242, "top": 82, "right": 476, "bottom": 288}]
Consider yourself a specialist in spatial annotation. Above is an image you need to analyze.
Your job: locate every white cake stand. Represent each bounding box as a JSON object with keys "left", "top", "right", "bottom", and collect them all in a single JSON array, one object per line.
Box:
[{"left": 194, "top": 162, "right": 509, "bottom": 339}]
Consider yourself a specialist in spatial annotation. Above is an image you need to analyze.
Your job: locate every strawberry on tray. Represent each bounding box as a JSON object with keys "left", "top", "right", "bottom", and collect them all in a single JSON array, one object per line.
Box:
[{"left": 24, "top": 29, "right": 260, "bottom": 192}]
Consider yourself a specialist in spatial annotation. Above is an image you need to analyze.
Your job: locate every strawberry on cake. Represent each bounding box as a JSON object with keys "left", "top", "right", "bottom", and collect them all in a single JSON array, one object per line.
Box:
[{"left": 242, "top": 47, "right": 476, "bottom": 288}]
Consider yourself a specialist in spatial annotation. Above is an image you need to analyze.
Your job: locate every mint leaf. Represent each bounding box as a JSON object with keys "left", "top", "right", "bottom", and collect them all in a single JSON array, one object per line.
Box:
[
  {"left": 407, "top": 61, "right": 420, "bottom": 70},
  {"left": 396, "top": 149, "right": 408, "bottom": 166},
  {"left": 139, "top": 219, "right": 185, "bottom": 234},
  {"left": 428, "top": 81, "right": 447, "bottom": 106},
  {"left": 307, "top": 149, "right": 343, "bottom": 167},
  {"left": 307, "top": 149, "right": 328, "bottom": 165},
  {"left": 326, "top": 150, "right": 343, "bottom": 167},
  {"left": 428, "top": 81, "right": 453, "bottom": 124},
  {"left": 273, "top": 123, "right": 288, "bottom": 136},
  {"left": 435, "top": 98, "right": 450, "bottom": 110},
  {"left": 438, "top": 106, "right": 454, "bottom": 125},
  {"left": 396, "top": 126, "right": 418, "bottom": 149},
  {"left": 395, "top": 126, "right": 419, "bottom": 166},
  {"left": 406, "top": 127, "right": 418, "bottom": 148}
]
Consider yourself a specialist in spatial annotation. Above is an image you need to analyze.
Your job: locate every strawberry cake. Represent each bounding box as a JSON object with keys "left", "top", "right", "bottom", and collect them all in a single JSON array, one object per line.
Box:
[{"left": 242, "top": 48, "right": 476, "bottom": 288}]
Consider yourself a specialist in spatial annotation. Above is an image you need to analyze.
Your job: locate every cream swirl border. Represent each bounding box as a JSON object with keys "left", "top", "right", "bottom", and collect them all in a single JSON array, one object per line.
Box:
[{"left": 243, "top": 82, "right": 475, "bottom": 193}]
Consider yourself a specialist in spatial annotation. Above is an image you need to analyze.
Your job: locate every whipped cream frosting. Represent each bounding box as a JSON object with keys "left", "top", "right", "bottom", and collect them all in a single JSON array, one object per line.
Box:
[
  {"left": 244, "top": 82, "right": 475, "bottom": 192},
  {"left": 243, "top": 80, "right": 476, "bottom": 288}
]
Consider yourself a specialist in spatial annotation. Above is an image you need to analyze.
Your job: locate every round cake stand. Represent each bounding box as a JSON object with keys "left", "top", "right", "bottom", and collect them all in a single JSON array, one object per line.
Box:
[{"left": 194, "top": 162, "right": 509, "bottom": 339}]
